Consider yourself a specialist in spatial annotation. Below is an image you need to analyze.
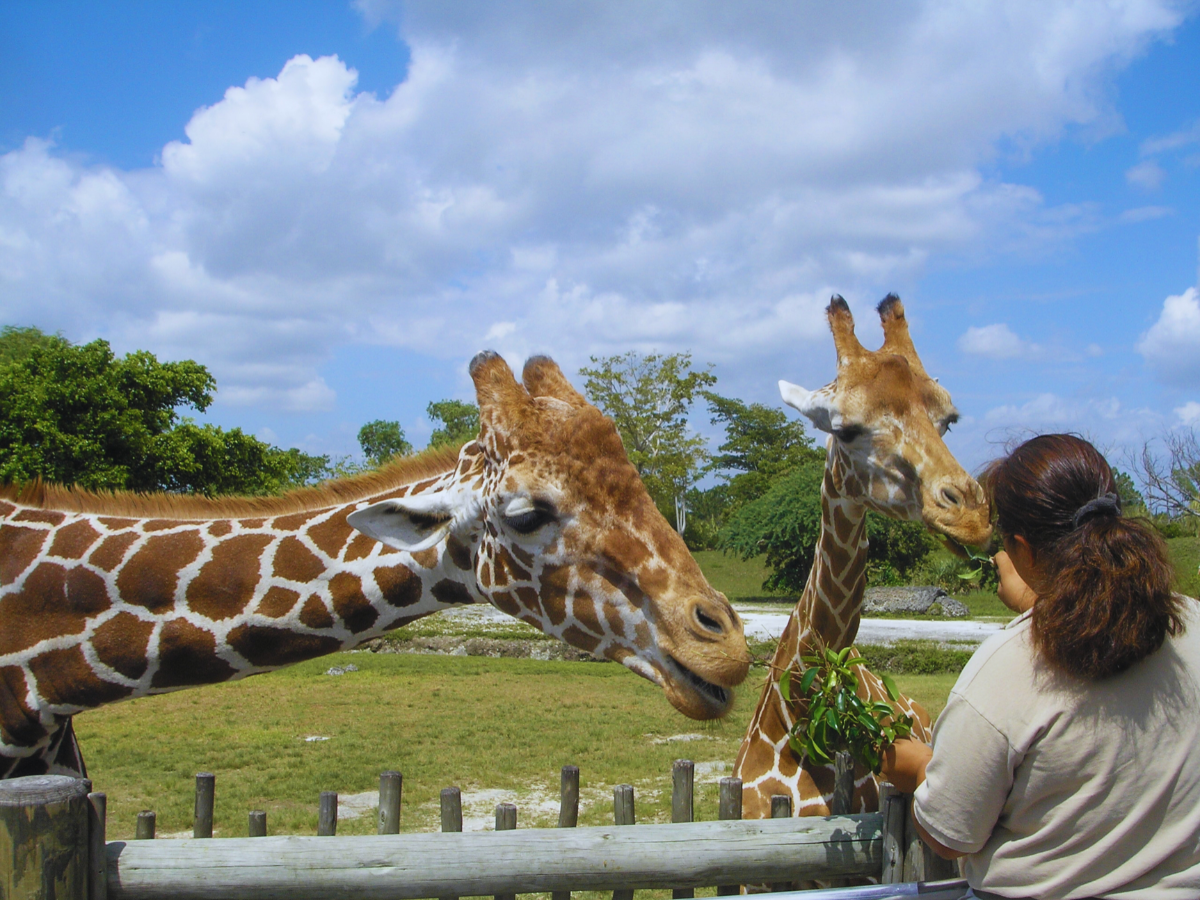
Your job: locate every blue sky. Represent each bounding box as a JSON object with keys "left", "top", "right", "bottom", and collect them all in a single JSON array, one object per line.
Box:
[{"left": 2, "top": 1, "right": 1199, "bottom": 476}]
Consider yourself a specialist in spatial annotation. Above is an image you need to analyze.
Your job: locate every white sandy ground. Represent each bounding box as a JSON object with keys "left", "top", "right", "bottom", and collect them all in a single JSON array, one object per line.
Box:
[{"left": 434, "top": 602, "right": 1006, "bottom": 647}]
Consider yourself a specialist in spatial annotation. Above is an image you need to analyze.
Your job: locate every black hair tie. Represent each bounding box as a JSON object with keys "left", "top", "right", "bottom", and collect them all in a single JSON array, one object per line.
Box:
[{"left": 1072, "top": 492, "right": 1121, "bottom": 530}]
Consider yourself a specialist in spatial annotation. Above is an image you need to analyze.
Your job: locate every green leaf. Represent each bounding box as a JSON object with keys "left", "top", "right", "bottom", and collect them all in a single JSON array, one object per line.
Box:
[
  {"left": 798, "top": 667, "right": 819, "bottom": 696},
  {"left": 881, "top": 674, "right": 901, "bottom": 702},
  {"left": 780, "top": 667, "right": 793, "bottom": 703}
]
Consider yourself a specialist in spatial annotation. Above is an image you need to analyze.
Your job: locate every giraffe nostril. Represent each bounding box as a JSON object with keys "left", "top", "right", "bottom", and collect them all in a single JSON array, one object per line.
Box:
[
  {"left": 694, "top": 606, "right": 725, "bottom": 635},
  {"left": 940, "top": 485, "right": 964, "bottom": 508}
]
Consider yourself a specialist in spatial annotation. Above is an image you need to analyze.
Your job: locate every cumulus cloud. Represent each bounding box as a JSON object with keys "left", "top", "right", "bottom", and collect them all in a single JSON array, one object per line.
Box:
[
  {"left": 1177, "top": 401, "right": 1200, "bottom": 425},
  {"left": 957, "top": 323, "right": 1038, "bottom": 359},
  {"left": 1126, "top": 159, "right": 1167, "bottom": 190},
  {"left": 1137, "top": 287, "right": 1200, "bottom": 386},
  {"left": 0, "top": 1, "right": 1187, "bottom": 411}
]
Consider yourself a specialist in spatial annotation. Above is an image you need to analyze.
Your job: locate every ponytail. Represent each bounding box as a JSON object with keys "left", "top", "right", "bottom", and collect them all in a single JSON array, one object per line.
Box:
[{"left": 983, "top": 434, "right": 1184, "bottom": 680}]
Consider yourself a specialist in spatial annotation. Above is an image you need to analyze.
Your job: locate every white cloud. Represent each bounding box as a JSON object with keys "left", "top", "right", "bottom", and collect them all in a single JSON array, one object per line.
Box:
[
  {"left": 1137, "top": 287, "right": 1200, "bottom": 386},
  {"left": 1119, "top": 205, "right": 1172, "bottom": 222},
  {"left": 1126, "top": 159, "right": 1167, "bottom": 190},
  {"left": 1177, "top": 401, "right": 1200, "bottom": 425},
  {"left": 957, "top": 323, "right": 1037, "bottom": 359},
  {"left": 0, "top": 2, "right": 1187, "bottom": 411}
]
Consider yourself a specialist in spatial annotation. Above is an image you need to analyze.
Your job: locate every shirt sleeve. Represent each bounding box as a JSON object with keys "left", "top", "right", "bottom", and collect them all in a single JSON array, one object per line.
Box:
[{"left": 912, "top": 691, "right": 1018, "bottom": 855}]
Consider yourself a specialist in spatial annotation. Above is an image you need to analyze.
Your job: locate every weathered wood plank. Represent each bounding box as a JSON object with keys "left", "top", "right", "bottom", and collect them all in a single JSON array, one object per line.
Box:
[
  {"left": 106, "top": 815, "right": 884, "bottom": 900},
  {"left": 1, "top": 775, "right": 91, "bottom": 900}
]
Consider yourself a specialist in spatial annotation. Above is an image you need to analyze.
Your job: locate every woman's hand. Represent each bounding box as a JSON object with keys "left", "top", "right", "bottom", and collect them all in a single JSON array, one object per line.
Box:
[
  {"left": 994, "top": 549, "right": 1037, "bottom": 614},
  {"left": 879, "top": 736, "right": 933, "bottom": 795}
]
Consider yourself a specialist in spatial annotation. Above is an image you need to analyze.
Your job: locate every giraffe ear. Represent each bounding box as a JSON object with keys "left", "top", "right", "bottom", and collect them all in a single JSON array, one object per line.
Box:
[
  {"left": 779, "top": 380, "right": 834, "bottom": 434},
  {"left": 347, "top": 491, "right": 467, "bottom": 552}
]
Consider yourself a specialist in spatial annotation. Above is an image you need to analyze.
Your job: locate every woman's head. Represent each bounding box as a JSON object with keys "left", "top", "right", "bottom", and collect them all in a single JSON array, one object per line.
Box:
[{"left": 982, "top": 434, "right": 1182, "bottom": 680}]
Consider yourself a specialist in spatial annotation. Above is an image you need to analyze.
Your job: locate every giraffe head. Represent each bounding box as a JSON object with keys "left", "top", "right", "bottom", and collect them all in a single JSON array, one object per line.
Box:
[
  {"left": 778, "top": 295, "right": 991, "bottom": 548},
  {"left": 348, "top": 352, "right": 749, "bottom": 719}
]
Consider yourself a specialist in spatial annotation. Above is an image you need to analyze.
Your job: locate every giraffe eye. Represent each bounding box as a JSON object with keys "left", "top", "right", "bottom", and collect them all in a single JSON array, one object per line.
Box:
[
  {"left": 502, "top": 500, "right": 558, "bottom": 535},
  {"left": 834, "top": 424, "right": 865, "bottom": 443}
]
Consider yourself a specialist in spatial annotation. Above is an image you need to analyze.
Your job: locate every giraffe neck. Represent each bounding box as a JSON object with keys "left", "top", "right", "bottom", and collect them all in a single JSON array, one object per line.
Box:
[
  {"left": 775, "top": 445, "right": 869, "bottom": 671},
  {"left": 0, "top": 452, "right": 484, "bottom": 772}
]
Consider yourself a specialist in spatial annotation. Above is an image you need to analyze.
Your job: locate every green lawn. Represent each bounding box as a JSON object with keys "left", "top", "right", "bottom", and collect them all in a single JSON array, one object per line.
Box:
[
  {"left": 77, "top": 654, "right": 951, "bottom": 841},
  {"left": 1169, "top": 536, "right": 1200, "bottom": 598}
]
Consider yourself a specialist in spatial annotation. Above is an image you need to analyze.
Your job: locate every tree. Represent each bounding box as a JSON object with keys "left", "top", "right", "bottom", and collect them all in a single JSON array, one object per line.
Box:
[
  {"left": 580, "top": 351, "right": 716, "bottom": 532},
  {"left": 427, "top": 400, "right": 480, "bottom": 449},
  {"left": 720, "top": 460, "right": 936, "bottom": 593},
  {"left": 0, "top": 326, "right": 65, "bottom": 367},
  {"left": 1134, "top": 428, "right": 1200, "bottom": 525},
  {"left": 358, "top": 419, "right": 412, "bottom": 466},
  {"left": 0, "top": 334, "right": 329, "bottom": 495},
  {"left": 704, "top": 392, "right": 823, "bottom": 507}
]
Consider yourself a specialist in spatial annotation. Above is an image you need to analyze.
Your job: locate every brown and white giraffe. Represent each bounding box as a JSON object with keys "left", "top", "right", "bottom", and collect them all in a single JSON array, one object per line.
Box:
[
  {"left": 0, "top": 352, "right": 749, "bottom": 779},
  {"left": 734, "top": 295, "right": 991, "bottom": 819}
]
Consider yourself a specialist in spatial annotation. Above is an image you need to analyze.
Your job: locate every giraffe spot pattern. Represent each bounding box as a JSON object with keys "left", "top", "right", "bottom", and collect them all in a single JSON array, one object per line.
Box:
[
  {"left": 409, "top": 548, "right": 438, "bottom": 569},
  {"left": 0, "top": 666, "right": 44, "bottom": 746},
  {"left": 0, "top": 563, "right": 108, "bottom": 655},
  {"left": 344, "top": 534, "right": 376, "bottom": 562},
  {"left": 207, "top": 521, "right": 232, "bottom": 538},
  {"left": 330, "top": 573, "right": 378, "bottom": 633},
  {"left": 152, "top": 619, "right": 237, "bottom": 688},
  {"left": 186, "top": 534, "right": 273, "bottom": 621},
  {"left": 307, "top": 515, "right": 353, "bottom": 559},
  {"left": 299, "top": 595, "right": 334, "bottom": 629},
  {"left": 226, "top": 625, "right": 342, "bottom": 669},
  {"left": 256, "top": 585, "right": 301, "bottom": 618},
  {"left": 91, "top": 613, "right": 155, "bottom": 680},
  {"left": 13, "top": 509, "right": 65, "bottom": 526},
  {"left": 117, "top": 532, "right": 205, "bottom": 614},
  {"left": 87, "top": 532, "right": 138, "bottom": 572},
  {"left": 48, "top": 520, "right": 102, "bottom": 559},
  {"left": 272, "top": 536, "right": 325, "bottom": 583},
  {"left": 373, "top": 565, "right": 421, "bottom": 608},
  {"left": 0, "top": 526, "right": 47, "bottom": 585},
  {"left": 30, "top": 646, "right": 133, "bottom": 707},
  {"left": 431, "top": 580, "right": 472, "bottom": 605}
]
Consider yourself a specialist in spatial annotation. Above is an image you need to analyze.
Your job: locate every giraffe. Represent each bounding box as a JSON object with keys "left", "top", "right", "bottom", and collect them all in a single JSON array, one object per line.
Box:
[
  {"left": 734, "top": 295, "right": 991, "bottom": 820},
  {"left": 0, "top": 352, "right": 750, "bottom": 779}
]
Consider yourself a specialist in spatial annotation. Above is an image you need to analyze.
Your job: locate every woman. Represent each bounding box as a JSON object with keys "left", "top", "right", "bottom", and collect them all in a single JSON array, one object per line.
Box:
[{"left": 882, "top": 434, "right": 1200, "bottom": 899}]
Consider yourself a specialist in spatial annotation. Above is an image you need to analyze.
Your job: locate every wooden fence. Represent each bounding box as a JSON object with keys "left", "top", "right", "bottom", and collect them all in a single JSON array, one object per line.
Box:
[{"left": 1, "top": 757, "right": 963, "bottom": 900}]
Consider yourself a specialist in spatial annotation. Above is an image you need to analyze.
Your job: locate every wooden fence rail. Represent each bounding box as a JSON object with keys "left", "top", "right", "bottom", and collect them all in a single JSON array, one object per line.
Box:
[{"left": 104, "top": 816, "right": 884, "bottom": 900}]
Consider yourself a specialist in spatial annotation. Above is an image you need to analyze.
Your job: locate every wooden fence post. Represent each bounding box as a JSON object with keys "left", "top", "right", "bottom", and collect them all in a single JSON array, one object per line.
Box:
[
  {"left": 193, "top": 773, "right": 214, "bottom": 839},
  {"left": 87, "top": 791, "right": 106, "bottom": 900},
  {"left": 0, "top": 775, "right": 91, "bottom": 900},
  {"left": 879, "top": 781, "right": 905, "bottom": 884},
  {"left": 612, "top": 785, "right": 635, "bottom": 900},
  {"left": 248, "top": 811, "right": 266, "bottom": 837},
  {"left": 317, "top": 792, "right": 338, "bottom": 836},
  {"left": 134, "top": 811, "right": 155, "bottom": 840},
  {"left": 831, "top": 751, "right": 854, "bottom": 815},
  {"left": 770, "top": 795, "right": 794, "bottom": 893},
  {"left": 552, "top": 765, "right": 579, "bottom": 900},
  {"left": 671, "top": 760, "right": 694, "bottom": 900},
  {"left": 378, "top": 771, "right": 402, "bottom": 835},
  {"left": 716, "top": 776, "right": 742, "bottom": 896},
  {"left": 440, "top": 787, "right": 463, "bottom": 900},
  {"left": 494, "top": 803, "right": 517, "bottom": 900}
]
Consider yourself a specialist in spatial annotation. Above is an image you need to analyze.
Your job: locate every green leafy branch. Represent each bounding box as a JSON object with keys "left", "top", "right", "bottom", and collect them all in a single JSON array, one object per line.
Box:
[
  {"left": 781, "top": 646, "right": 914, "bottom": 774},
  {"left": 937, "top": 535, "right": 995, "bottom": 585}
]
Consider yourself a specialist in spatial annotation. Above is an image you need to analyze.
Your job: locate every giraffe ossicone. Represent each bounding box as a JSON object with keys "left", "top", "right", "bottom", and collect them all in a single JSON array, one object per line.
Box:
[
  {"left": 0, "top": 352, "right": 749, "bottom": 780},
  {"left": 735, "top": 294, "right": 992, "bottom": 821}
]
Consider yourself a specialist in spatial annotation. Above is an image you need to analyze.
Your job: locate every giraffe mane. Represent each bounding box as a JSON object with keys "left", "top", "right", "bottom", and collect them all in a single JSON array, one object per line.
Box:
[{"left": 0, "top": 444, "right": 466, "bottom": 520}]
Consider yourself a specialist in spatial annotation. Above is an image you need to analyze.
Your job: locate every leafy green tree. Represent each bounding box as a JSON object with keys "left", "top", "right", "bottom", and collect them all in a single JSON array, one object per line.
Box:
[
  {"left": 721, "top": 460, "right": 935, "bottom": 593},
  {"left": 358, "top": 419, "right": 412, "bottom": 466},
  {"left": 0, "top": 326, "right": 66, "bottom": 367},
  {"left": 1112, "top": 469, "right": 1146, "bottom": 513},
  {"left": 581, "top": 351, "right": 716, "bottom": 532},
  {"left": 0, "top": 335, "right": 328, "bottom": 495},
  {"left": 427, "top": 400, "right": 480, "bottom": 449}
]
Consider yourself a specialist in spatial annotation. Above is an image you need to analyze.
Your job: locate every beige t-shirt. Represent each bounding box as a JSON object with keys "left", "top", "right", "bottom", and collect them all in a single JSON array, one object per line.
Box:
[{"left": 914, "top": 599, "right": 1200, "bottom": 899}]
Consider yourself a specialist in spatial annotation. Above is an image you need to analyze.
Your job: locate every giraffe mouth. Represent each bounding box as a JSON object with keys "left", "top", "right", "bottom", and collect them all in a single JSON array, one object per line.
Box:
[{"left": 665, "top": 655, "right": 733, "bottom": 716}]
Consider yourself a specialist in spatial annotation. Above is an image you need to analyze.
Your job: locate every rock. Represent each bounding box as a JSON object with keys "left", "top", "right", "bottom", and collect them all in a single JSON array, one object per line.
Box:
[
  {"left": 862, "top": 586, "right": 970, "bottom": 618},
  {"left": 362, "top": 635, "right": 608, "bottom": 662}
]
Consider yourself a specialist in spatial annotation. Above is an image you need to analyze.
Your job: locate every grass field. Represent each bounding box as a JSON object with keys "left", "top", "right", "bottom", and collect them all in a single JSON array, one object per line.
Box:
[{"left": 77, "top": 653, "right": 954, "bottom": 840}]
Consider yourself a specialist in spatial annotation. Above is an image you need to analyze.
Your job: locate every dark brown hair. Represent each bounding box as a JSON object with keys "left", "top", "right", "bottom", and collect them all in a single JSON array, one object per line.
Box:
[{"left": 981, "top": 434, "right": 1183, "bottom": 680}]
